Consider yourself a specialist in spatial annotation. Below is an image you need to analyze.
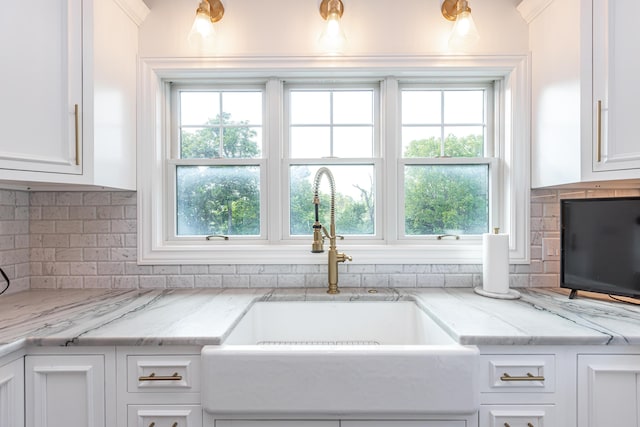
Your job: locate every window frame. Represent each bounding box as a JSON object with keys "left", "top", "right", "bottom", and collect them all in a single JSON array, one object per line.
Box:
[
  {"left": 282, "top": 81, "right": 382, "bottom": 242},
  {"left": 167, "top": 82, "right": 268, "bottom": 243},
  {"left": 396, "top": 82, "right": 499, "bottom": 242},
  {"left": 138, "top": 56, "right": 530, "bottom": 265}
]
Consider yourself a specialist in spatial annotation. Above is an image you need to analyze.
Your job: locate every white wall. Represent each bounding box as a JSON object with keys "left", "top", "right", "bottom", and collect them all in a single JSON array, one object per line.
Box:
[{"left": 139, "top": 0, "right": 528, "bottom": 57}]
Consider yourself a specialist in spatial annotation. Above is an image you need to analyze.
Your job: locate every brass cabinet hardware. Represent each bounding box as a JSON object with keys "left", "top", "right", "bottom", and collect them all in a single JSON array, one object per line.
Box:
[
  {"left": 206, "top": 234, "right": 229, "bottom": 240},
  {"left": 149, "top": 423, "right": 155, "bottom": 427},
  {"left": 437, "top": 234, "right": 460, "bottom": 240},
  {"left": 528, "top": 423, "right": 535, "bottom": 427},
  {"left": 500, "top": 372, "right": 545, "bottom": 382},
  {"left": 138, "top": 372, "right": 183, "bottom": 381},
  {"left": 74, "top": 104, "right": 80, "bottom": 166},
  {"left": 504, "top": 423, "right": 510, "bottom": 427},
  {"left": 596, "top": 100, "right": 602, "bottom": 162},
  {"left": 172, "top": 423, "right": 178, "bottom": 427}
]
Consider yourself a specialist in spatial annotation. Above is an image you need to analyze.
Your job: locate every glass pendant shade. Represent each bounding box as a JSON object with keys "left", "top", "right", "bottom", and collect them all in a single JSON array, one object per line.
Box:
[{"left": 448, "top": 8, "right": 479, "bottom": 50}]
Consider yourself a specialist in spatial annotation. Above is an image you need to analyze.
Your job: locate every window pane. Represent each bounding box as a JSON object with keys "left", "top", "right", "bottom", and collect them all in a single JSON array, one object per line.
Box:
[
  {"left": 176, "top": 166, "right": 260, "bottom": 236},
  {"left": 222, "top": 92, "right": 262, "bottom": 125},
  {"left": 181, "top": 127, "right": 220, "bottom": 158},
  {"left": 333, "top": 127, "right": 373, "bottom": 157},
  {"left": 290, "top": 127, "right": 331, "bottom": 158},
  {"left": 443, "top": 90, "right": 484, "bottom": 124},
  {"left": 404, "top": 164, "right": 488, "bottom": 235},
  {"left": 402, "top": 127, "right": 442, "bottom": 158},
  {"left": 402, "top": 90, "right": 441, "bottom": 124},
  {"left": 290, "top": 92, "right": 330, "bottom": 124},
  {"left": 333, "top": 91, "right": 373, "bottom": 124},
  {"left": 290, "top": 165, "right": 375, "bottom": 236},
  {"left": 180, "top": 92, "right": 220, "bottom": 126},
  {"left": 221, "top": 127, "right": 262, "bottom": 158},
  {"left": 443, "top": 127, "right": 484, "bottom": 157}
]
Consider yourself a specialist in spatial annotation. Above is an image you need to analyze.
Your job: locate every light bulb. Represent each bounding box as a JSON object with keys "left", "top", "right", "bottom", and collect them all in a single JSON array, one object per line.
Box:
[
  {"left": 319, "top": 11, "right": 347, "bottom": 54},
  {"left": 188, "top": 1, "right": 216, "bottom": 48},
  {"left": 448, "top": 8, "right": 479, "bottom": 50}
]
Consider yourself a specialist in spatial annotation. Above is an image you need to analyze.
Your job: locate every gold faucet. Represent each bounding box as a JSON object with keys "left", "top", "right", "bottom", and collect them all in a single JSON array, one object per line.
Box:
[{"left": 311, "top": 167, "right": 352, "bottom": 294}]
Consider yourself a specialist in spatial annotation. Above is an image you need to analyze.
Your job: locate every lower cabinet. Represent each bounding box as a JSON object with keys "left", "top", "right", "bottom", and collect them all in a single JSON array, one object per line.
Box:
[
  {"left": 577, "top": 354, "right": 640, "bottom": 427},
  {"left": 0, "top": 357, "right": 24, "bottom": 427},
  {"left": 25, "top": 354, "right": 106, "bottom": 427},
  {"left": 128, "top": 404, "right": 202, "bottom": 427},
  {"left": 479, "top": 405, "right": 555, "bottom": 426},
  {"left": 215, "top": 423, "right": 338, "bottom": 427}
]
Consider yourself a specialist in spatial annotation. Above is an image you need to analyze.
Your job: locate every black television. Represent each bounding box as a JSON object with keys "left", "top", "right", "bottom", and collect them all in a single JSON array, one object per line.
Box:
[{"left": 561, "top": 197, "right": 640, "bottom": 299}]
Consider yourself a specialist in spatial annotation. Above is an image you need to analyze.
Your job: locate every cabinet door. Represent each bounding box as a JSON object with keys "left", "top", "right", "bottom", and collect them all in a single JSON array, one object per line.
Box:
[
  {"left": 25, "top": 354, "right": 105, "bottom": 427},
  {"left": 0, "top": 0, "right": 82, "bottom": 175},
  {"left": 577, "top": 354, "right": 640, "bottom": 427},
  {"left": 0, "top": 358, "right": 25, "bottom": 427},
  {"left": 592, "top": 0, "right": 640, "bottom": 173}
]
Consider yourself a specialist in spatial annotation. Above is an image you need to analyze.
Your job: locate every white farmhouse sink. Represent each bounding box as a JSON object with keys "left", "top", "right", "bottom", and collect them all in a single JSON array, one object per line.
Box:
[{"left": 201, "top": 301, "right": 479, "bottom": 416}]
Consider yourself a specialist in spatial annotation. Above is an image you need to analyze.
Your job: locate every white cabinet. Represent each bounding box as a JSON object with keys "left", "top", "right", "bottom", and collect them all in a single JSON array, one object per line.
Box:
[
  {"left": 342, "top": 422, "right": 466, "bottom": 426},
  {"left": 522, "top": 0, "right": 640, "bottom": 188},
  {"left": 0, "top": 357, "right": 24, "bottom": 427},
  {"left": 0, "top": 0, "right": 149, "bottom": 190},
  {"left": 25, "top": 354, "right": 106, "bottom": 427},
  {"left": 577, "top": 354, "right": 640, "bottom": 427},
  {"left": 128, "top": 405, "right": 202, "bottom": 427},
  {"left": 478, "top": 351, "right": 560, "bottom": 427},
  {"left": 0, "top": 0, "right": 82, "bottom": 176},
  {"left": 117, "top": 347, "right": 202, "bottom": 427},
  {"left": 591, "top": 0, "right": 640, "bottom": 173}
]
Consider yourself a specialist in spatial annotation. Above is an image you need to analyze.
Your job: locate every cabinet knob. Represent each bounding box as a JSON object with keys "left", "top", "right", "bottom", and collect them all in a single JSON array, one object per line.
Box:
[
  {"left": 172, "top": 423, "right": 178, "bottom": 427},
  {"left": 504, "top": 423, "right": 510, "bottom": 427},
  {"left": 148, "top": 423, "right": 155, "bottom": 427}
]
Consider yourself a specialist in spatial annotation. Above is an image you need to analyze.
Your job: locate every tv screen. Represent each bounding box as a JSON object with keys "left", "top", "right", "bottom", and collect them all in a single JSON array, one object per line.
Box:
[{"left": 561, "top": 197, "right": 640, "bottom": 299}]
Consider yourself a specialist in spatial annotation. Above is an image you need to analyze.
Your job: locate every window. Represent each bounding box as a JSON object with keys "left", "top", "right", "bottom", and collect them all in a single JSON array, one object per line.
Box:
[
  {"left": 138, "top": 57, "right": 530, "bottom": 265},
  {"left": 285, "top": 85, "right": 379, "bottom": 238},
  {"left": 400, "top": 86, "right": 495, "bottom": 238},
  {"left": 170, "top": 85, "right": 265, "bottom": 240}
]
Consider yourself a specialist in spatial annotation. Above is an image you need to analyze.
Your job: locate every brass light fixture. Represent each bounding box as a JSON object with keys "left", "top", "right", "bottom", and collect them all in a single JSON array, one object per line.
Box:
[
  {"left": 318, "top": 0, "right": 347, "bottom": 54},
  {"left": 188, "top": 0, "right": 225, "bottom": 46},
  {"left": 441, "top": 0, "right": 480, "bottom": 50}
]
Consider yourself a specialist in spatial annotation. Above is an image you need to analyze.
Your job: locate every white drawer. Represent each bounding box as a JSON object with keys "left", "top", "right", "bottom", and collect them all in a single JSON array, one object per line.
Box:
[
  {"left": 127, "top": 355, "right": 200, "bottom": 393},
  {"left": 480, "top": 404, "right": 555, "bottom": 427},
  {"left": 480, "top": 354, "right": 555, "bottom": 393},
  {"left": 128, "top": 404, "right": 202, "bottom": 427}
]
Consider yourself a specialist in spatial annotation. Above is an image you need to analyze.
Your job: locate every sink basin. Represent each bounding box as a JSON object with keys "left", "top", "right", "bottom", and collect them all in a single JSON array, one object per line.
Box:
[
  {"left": 201, "top": 301, "right": 479, "bottom": 416},
  {"left": 223, "top": 301, "right": 456, "bottom": 345}
]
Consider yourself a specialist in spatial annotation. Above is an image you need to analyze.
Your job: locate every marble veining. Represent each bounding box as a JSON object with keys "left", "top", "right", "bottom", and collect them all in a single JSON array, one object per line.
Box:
[{"left": 1, "top": 287, "right": 640, "bottom": 358}]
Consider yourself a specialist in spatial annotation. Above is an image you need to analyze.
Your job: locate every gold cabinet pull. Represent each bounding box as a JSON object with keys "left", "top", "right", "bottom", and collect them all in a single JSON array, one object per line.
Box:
[
  {"left": 148, "top": 423, "right": 155, "bottom": 427},
  {"left": 596, "top": 100, "right": 602, "bottom": 162},
  {"left": 172, "top": 423, "right": 178, "bottom": 427},
  {"left": 500, "top": 372, "right": 545, "bottom": 382},
  {"left": 528, "top": 423, "right": 535, "bottom": 427},
  {"left": 138, "top": 372, "right": 183, "bottom": 381},
  {"left": 74, "top": 104, "right": 80, "bottom": 166},
  {"left": 504, "top": 423, "right": 510, "bottom": 427}
]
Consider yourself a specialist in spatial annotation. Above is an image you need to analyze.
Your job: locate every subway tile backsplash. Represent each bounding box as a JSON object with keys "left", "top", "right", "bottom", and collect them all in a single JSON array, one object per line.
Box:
[{"left": 0, "top": 188, "right": 636, "bottom": 291}]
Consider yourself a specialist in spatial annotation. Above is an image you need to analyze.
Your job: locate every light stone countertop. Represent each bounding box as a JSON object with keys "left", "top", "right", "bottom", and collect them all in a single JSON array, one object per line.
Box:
[{"left": 1, "top": 286, "right": 640, "bottom": 358}]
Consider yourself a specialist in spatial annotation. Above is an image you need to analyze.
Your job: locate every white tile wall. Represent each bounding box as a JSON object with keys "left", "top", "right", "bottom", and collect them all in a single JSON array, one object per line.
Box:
[{"left": 0, "top": 188, "right": 636, "bottom": 291}]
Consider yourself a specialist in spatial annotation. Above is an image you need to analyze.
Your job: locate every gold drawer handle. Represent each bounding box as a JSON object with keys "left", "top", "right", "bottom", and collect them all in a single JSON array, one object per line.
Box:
[
  {"left": 138, "top": 372, "right": 183, "bottom": 381},
  {"left": 504, "top": 424, "right": 534, "bottom": 427},
  {"left": 500, "top": 372, "right": 545, "bottom": 382},
  {"left": 148, "top": 423, "right": 178, "bottom": 427}
]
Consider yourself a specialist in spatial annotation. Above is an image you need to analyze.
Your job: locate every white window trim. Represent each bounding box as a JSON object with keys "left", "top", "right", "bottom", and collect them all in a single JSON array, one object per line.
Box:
[{"left": 137, "top": 55, "right": 530, "bottom": 265}]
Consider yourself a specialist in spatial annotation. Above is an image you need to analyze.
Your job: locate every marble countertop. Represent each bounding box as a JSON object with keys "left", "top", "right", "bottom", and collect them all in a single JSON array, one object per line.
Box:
[{"left": 1, "top": 286, "right": 640, "bottom": 358}]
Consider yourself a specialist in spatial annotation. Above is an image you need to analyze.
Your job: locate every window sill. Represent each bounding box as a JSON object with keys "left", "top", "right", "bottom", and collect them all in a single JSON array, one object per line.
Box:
[{"left": 137, "top": 242, "right": 529, "bottom": 265}]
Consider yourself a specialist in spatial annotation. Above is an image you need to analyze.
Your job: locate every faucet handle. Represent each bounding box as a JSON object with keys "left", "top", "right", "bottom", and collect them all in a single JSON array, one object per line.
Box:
[{"left": 337, "top": 252, "right": 352, "bottom": 263}]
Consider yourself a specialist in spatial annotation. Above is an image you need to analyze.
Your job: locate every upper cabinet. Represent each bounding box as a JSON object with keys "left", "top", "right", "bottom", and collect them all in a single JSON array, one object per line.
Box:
[
  {"left": 522, "top": 0, "right": 640, "bottom": 188},
  {"left": 0, "top": 0, "right": 149, "bottom": 190}
]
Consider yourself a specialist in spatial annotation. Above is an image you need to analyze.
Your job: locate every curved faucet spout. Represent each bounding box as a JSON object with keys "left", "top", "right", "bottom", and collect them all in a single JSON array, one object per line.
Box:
[{"left": 311, "top": 167, "right": 352, "bottom": 294}]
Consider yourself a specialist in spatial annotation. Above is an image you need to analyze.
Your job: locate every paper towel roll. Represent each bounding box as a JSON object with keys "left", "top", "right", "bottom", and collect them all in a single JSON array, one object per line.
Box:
[{"left": 482, "top": 232, "right": 510, "bottom": 294}]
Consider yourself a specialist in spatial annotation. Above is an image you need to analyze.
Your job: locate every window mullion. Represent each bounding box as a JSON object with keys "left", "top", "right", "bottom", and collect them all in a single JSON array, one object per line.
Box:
[{"left": 383, "top": 77, "right": 400, "bottom": 244}]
